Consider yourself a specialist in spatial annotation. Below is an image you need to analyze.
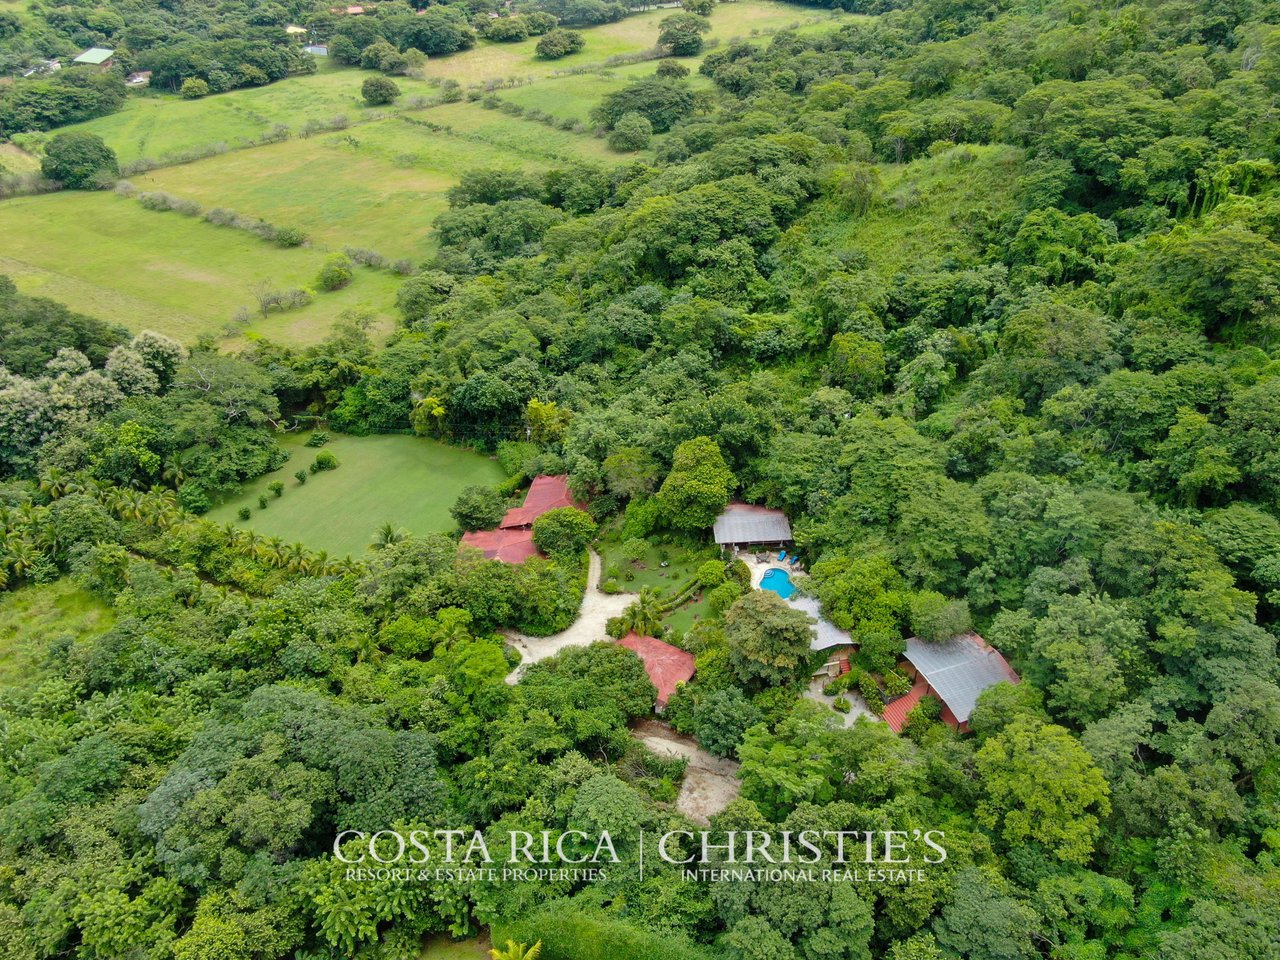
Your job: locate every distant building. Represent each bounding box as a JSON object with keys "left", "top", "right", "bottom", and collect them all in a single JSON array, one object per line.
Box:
[
  {"left": 285, "top": 24, "right": 309, "bottom": 35},
  {"left": 883, "top": 633, "right": 1020, "bottom": 734},
  {"left": 126, "top": 71, "right": 152, "bottom": 86},
  {"left": 304, "top": 44, "right": 329, "bottom": 56},
  {"left": 73, "top": 47, "right": 115, "bottom": 68},
  {"left": 331, "top": 4, "right": 367, "bottom": 13},
  {"left": 460, "top": 475, "right": 585, "bottom": 564},
  {"left": 712, "top": 501, "right": 792, "bottom": 550},
  {"left": 618, "top": 632, "right": 695, "bottom": 712},
  {"left": 22, "top": 59, "right": 61, "bottom": 78}
]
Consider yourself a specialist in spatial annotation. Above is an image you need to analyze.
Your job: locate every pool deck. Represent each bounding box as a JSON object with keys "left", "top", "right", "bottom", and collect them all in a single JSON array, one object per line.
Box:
[
  {"left": 738, "top": 552, "right": 878, "bottom": 726},
  {"left": 742, "top": 554, "right": 854, "bottom": 651}
]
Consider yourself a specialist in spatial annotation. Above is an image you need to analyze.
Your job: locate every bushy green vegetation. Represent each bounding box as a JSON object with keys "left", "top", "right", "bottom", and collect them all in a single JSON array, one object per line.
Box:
[{"left": 1, "top": 0, "right": 1280, "bottom": 956}]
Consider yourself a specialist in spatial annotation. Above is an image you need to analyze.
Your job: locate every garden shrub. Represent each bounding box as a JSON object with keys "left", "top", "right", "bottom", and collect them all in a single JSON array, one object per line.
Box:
[{"left": 310, "top": 450, "right": 338, "bottom": 472}]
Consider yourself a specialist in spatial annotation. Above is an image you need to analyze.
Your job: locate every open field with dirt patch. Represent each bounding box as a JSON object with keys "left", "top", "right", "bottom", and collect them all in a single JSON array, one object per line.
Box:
[{"left": 633, "top": 719, "right": 741, "bottom": 825}]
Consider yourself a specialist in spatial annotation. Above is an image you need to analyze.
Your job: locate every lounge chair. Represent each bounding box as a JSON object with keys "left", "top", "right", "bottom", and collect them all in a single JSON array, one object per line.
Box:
[{"left": 777, "top": 549, "right": 787, "bottom": 561}]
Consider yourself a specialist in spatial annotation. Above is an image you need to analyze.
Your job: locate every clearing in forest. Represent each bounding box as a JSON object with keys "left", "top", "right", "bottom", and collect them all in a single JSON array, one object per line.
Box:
[{"left": 205, "top": 433, "right": 505, "bottom": 557}]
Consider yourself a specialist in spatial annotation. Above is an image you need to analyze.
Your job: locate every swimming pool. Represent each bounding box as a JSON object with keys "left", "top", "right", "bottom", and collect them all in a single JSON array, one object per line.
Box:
[{"left": 760, "top": 567, "right": 796, "bottom": 600}]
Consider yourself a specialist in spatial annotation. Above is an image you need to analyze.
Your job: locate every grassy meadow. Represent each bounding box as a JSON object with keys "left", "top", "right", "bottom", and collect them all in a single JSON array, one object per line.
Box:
[
  {"left": 41, "top": 61, "right": 444, "bottom": 165},
  {"left": 0, "top": 581, "right": 114, "bottom": 688},
  {"left": 0, "top": 0, "right": 860, "bottom": 353},
  {"left": 0, "top": 191, "right": 404, "bottom": 345},
  {"left": 205, "top": 433, "right": 505, "bottom": 556},
  {"left": 410, "top": 0, "right": 851, "bottom": 84},
  {"left": 814, "top": 144, "right": 1026, "bottom": 279},
  {"left": 420, "top": 934, "right": 491, "bottom": 959}
]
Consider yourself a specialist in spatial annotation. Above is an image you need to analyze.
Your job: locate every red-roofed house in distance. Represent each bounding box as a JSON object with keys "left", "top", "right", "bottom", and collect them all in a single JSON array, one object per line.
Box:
[
  {"left": 617, "top": 632, "right": 696, "bottom": 712},
  {"left": 460, "top": 475, "right": 585, "bottom": 564}
]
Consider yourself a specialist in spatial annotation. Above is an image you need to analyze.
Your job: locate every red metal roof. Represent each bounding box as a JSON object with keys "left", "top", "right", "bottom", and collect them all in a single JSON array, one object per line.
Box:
[
  {"left": 617, "top": 632, "right": 695, "bottom": 709},
  {"left": 882, "top": 673, "right": 929, "bottom": 733},
  {"left": 461, "top": 476, "right": 585, "bottom": 565},
  {"left": 498, "top": 475, "right": 581, "bottom": 529},
  {"left": 460, "top": 527, "right": 539, "bottom": 564}
]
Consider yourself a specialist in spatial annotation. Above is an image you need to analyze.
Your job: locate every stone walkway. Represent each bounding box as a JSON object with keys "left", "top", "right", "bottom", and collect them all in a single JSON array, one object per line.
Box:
[
  {"left": 503, "top": 548, "right": 633, "bottom": 683},
  {"left": 803, "top": 676, "right": 878, "bottom": 728}
]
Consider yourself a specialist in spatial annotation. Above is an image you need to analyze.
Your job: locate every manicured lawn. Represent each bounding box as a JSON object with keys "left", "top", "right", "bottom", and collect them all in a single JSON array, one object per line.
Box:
[
  {"left": 0, "top": 191, "right": 403, "bottom": 346},
  {"left": 664, "top": 592, "right": 714, "bottom": 636},
  {"left": 598, "top": 538, "right": 717, "bottom": 594},
  {"left": 0, "top": 581, "right": 114, "bottom": 689},
  {"left": 205, "top": 433, "right": 505, "bottom": 557}
]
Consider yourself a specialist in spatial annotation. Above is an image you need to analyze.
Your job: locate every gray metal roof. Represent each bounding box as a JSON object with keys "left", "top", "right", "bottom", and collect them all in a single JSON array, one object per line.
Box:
[
  {"left": 904, "top": 634, "right": 1018, "bottom": 723},
  {"left": 713, "top": 503, "right": 792, "bottom": 544},
  {"left": 787, "top": 594, "right": 853, "bottom": 650}
]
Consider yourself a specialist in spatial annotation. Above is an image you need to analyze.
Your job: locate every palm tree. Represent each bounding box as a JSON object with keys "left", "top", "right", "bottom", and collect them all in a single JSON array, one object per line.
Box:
[
  {"left": 259, "top": 537, "right": 287, "bottom": 568},
  {"left": 327, "top": 556, "right": 363, "bottom": 578},
  {"left": 38, "top": 467, "right": 70, "bottom": 500},
  {"left": 371, "top": 522, "right": 407, "bottom": 550},
  {"left": 284, "top": 543, "right": 308, "bottom": 574},
  {"left": 490, "top": 941, "right": 542, "bottom": 960},
  {"left": 162, "top": 451, "right": 194, "bottom": 488},
  {"left": 118, "top": 491, "right": 147, "bottom": 523},
  {"left": 5, "top": 540, "right": 40, "bottom": 580},
  {"left": 621, "top": 588, "right": 664, "bottom": 636}
]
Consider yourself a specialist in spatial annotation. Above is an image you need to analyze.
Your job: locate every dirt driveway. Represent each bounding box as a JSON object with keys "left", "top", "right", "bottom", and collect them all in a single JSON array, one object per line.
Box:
[
  {"left": 633, "top": 719, "right": 741, "bottom": 825},
  {"left": 504, "top": 549, "right": 633, "bottom": 683}
]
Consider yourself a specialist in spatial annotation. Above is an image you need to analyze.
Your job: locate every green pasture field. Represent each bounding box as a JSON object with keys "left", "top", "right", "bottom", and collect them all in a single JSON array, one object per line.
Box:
[
  {"left": 0, "top": 581, "right": 114, "bottom": 689},
  {"left": 412, "top": 0, "right": 851, "bottom": 85},
  {"left": 499, "top": 62, "right": 714, "bottom": 125},
  {"left": 0, "top": 191, "right": 403, "bottom": 346},
  {"left": 41, "top": 61, "right": 442, "bottom": 165},
  {"left": 416, "top": 102, "right": 619, "bottom": 162},
  {"left": 20, "top": 0, "right": 846, "bottom": 172},
  {"left": 0, "top": 143, "right": 39, "bottom": 174},
  {"left": 135, "top": 104, "right": 614, "bottom": 260},
  {"left": 136, "top": 126, "right": 460, "bottom": 261},
  {"left": 205, "top": 432, "right": 505, "bottom": 557}
]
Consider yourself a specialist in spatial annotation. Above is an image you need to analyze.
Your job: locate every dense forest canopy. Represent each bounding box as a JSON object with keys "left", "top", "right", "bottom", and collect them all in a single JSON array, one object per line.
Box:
[{"left": 2, "top": 0, "right": 1280, "bottom": 956}]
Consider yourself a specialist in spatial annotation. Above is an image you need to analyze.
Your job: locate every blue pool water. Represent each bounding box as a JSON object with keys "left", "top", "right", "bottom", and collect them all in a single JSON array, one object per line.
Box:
[{"left": 760, "top": 567, "right": 796, "bottom": 600}]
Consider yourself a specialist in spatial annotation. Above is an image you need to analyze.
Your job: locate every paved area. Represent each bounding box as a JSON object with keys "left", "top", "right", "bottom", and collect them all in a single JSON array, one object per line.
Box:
[
  {"left": 803, "top": 676, "right": 878, "bottom": 728},
  {"left": 632, "top": 719, "right": 741, "bottom": 825},
  {"left": 504, "top": 549, "right": 633, "bottom": 683}
]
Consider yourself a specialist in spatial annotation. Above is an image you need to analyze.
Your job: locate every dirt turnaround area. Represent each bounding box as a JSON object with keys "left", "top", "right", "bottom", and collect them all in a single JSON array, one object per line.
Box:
[{"left": 632, "top": 719, "right": 741, "bottom": 825}]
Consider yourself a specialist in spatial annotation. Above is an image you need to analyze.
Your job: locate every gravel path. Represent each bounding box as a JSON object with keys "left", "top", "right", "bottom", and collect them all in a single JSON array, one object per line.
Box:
[{"left": 503, "top": 549, "right": 633, "bottom": 683}]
